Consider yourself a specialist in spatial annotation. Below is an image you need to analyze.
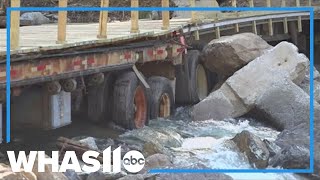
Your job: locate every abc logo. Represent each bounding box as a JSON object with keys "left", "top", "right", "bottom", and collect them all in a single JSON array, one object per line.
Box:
[{"left": 122, "top": 150, "right": 145, "bottom": 173}]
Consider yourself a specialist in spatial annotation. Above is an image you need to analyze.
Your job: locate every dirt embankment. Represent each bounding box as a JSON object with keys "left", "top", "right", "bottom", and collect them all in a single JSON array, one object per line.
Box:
[{"left": 21, "top": 0, "right": 177, "bottom": 23}]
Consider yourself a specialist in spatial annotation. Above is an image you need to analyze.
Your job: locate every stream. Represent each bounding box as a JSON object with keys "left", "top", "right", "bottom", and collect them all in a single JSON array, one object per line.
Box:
[{"left": 116, "top": 106, "right": 306, "bottom": 180}]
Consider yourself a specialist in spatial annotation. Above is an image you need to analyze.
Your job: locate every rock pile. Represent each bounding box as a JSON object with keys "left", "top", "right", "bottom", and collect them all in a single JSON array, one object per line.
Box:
[{"left": 192, "top": 33, "right": 319, "bottom": 177}]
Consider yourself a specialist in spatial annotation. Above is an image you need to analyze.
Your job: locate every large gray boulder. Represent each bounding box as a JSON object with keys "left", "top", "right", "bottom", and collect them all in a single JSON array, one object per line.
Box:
[
  {"left": 192, "top": 42, "right": 309, "bottom": 121},
  {"left": 232, "top": 130, "right": 270, "bottom": 169},
  {"left": 202, "top": 33, "right": 272, "bottom": 78},
  {"left": 299, "top": 67, "right": 320, "bottom": 104},
  {"left": 20, "top": 12, "right": 50, "bottom": 25},
  {"left": 270, "top": 103, "right": 320, "bottom": 177},
  {"left": 253, "top": 79, "right": 311, "bottom": 130}
]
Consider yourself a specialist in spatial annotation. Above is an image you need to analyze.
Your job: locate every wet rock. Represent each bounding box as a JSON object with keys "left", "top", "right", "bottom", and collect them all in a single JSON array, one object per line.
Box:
[
  {"left": 117, "top": 174, "right": 145, "bottom": 180},
  {"left": 270, "top": 144, "right": 310, "bottom": 170},
  {"left": 155, "top": 173, "right": 233, "bottom": 180},
  {"left": 20, "top": 12, "right": 50, "bottom": 25},
  {"left": 119, "top": 126, "right": 183, "bottom": 148},
  {"left": 192, "top": 42, "right": 309, "bottom": 121},
  {"left": 202, "top": 33, "right": 272, "bottom": 78},
  {"left": 79, "top": 137, "right": 99, "bottom": 151},
  {"left": 253, "top": 79, "right": 311, "bottom": 130},
  {"left": 86, "top": 170, "right": 127, "bottom": 180},
  {"left": 64, "top": 170, "right": 81, "bottom": 180},
  {"left": 299, "top": 67, "right": 320, "bottom": 104},
  {"left": 263, "top": 139, "right": 281, "bottom": 158},
  {"left": 232, "top": 130, "right": 270, "bottom": 168},
  {"left": 32, "top": 155, "right": 68, "bottom": 180},
  {"left": 140, "top": 154, "right": 172, "bottom": 174},
  {"left": 95, "top": 138, "right": 115, "bottom": 151},
  {"left": 0, "top": 163, "right": 37, "bottom": 180},
  {"left": 271, "top": 103, "right": 320, "bottom": 177}
]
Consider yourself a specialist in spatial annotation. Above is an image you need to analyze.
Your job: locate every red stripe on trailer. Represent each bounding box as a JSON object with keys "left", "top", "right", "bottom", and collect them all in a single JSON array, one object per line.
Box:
[
  {"left": 124, "top": 52, "right": 132, "bottom": 60},
  {"left": 87, "top": 56, "right": 95, "bottom": 65},
  {"left": 10, "top": 70, "right": 18, "bottom": 77},
  {"left": 37, "top": 64, "right": 46, "bottom": 71},
  {"left": 147, "top": 50, "right": 154, "bottom": 57},
  {"left": 157, "top": 49, "right": 164, "bottom": 55},
  {"left": 73, "top": 59, "right": 82, "bottom": 66}
]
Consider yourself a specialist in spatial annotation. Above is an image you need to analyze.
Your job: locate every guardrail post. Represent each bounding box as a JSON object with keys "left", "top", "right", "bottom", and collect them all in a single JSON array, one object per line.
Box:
[
  {"left": 190, "top": 0, "right": 197, "bottom": 23},
  {"left": 162, "top": 0, "right": 170, "bottom": 30},
  {"left": 249, "top": 0, "right": 257, "bottom": 34},
  {"left": 266, "top": 0, "right": 273, "bottom": 36},
  {"left": 131, "top": 0, "right": 139, "bottom": 33},
  {"left": 10, "top": 0, "right": 20, "bottom": 50},
  {"left": 57, "top": 0, "right": 68, "bottom": 44},
  {"left": 308, "top": 0, "right": 311, "bottom": 6},
  {"left": 232, "top": 0, "right": 239, "bottom": 33},
  {"left": 281, "top": 0, "right": 288, "bottom": 34},
  {"left": 97, "top": 0, "right": 109, "bottom": 38},
  {"left": 296, "top": 0, "right": 302, "bottom": 32}
]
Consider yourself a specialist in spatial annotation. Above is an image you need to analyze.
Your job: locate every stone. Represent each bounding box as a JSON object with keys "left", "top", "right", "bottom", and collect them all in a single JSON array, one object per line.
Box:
[
  {"left": 202, "top": 33, "right": 272, "bottom": 78},
  {"left": 86, "top": 169, "right": 127, "bottom": 180},
  {"left": 32, "top": 155, "right": 68, "bottom": 180},
  {"left": 270, "top": 102, "right": 320, "bottom": 177},
  {"left": 299, "top": 66, "right": 320, "bottom": 104},
  {"left": 140, "top": 154, "right": 172, "bottom": 174},
  {"left": 117, "top": 174, "right": 144, "bottom": 180},
  {"left": 232, "top": 130, "right": 270, "bottom": 169},
  {"left": 192, "top": 41, "right": 309, "bottom": 121},
  {"left": 253, "top": 79, "right": 311, "bottom": 130},
  {"left": 0, "top": 163, "right": 37, "bottom": 180},
  {"left": 86, "top": 171, "right": 105, "bottom": 180},
  {"left": 155, "top": 173, "right": 233, "bottom": 180},
  {"left": 79, "top": 137, "right": 99, "bottom": 151},
  {"left": 64, "top": 169, "right": 81, "bottom": 180},
  {"left": 119, "top": 126, "right": 183, "bottom": 148},
  {"left": 20, "top": 12, "right": 50, "bottom": 25}
]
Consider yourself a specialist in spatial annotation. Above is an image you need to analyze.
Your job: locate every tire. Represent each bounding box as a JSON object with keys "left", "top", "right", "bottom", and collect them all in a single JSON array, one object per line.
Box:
[
  {"left": 113, "top": 71, "right": 148, "bottom": 129},
  {"left": 175, "top": 50, "right": 209, "bottom": 104},
  {"left": 147, "top": 76, "right": 174, "bottom": 120},
  {"left": 87, "top": 73, "right": 114, "bottom": 123}
]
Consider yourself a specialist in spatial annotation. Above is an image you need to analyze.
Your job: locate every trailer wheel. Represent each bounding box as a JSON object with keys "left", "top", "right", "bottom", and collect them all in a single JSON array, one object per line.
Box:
[
  {"left": 190, "top": 58, "right": 209, "bottom": 102},
  {"left": 113, "top": 71, "right": 148, "bottom": 129},
  {"left": 87, "top": 73, "right": 114, "bottom": 123},
  {"left": 147, "top": 76, "right": 174, "bottom": 119},
  {"left": 175, "top": 50, "right": 209, "bottom": 104}
]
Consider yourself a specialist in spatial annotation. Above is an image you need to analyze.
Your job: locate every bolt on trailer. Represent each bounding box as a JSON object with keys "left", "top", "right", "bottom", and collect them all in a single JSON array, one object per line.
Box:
[{"left": 0, "top": 0, "right": 317, "bottom": 142}]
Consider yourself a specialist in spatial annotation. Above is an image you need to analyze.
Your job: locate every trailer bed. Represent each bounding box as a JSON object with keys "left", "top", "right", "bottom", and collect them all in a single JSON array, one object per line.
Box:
[{"left": 0, "top": 19, "right": 192, "bottom": 57}]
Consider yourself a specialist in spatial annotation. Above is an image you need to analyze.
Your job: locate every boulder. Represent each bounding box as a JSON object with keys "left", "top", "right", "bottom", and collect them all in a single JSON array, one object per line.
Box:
[
  {"left": 270, "top": 102, "right": 320, "bottom": 177},
  {"left": 0, "top": 163, "right": 37, "bottom": 180},
  {"left": 232, "top": 130, "right": 270, "bottom": 168},
  {"left": 192, "top": 42, "right": 309, "bottom": 121},
  {"left": 202, "top": 33, "right": 272, "bottom": 78},
  {"left": 32, "top": 155, "right": 68, "bottom": 180},
  {"left": 140, "top": 154, "right": 172, "bottom": 174},
  {"left": 20, "top": 12, "right": 50, "bottom": 25},
  {"left": 79, "top": 137, "right": 99, "bottom": 151},
  {"left": 119, "top": 126, "right": 183, "bottom": 148},
  {"left": 299, "top": 67, "right": 320, "bottom": 104},
  {"left": 252, "top": 79, "right": 311, "bottom": 130}
]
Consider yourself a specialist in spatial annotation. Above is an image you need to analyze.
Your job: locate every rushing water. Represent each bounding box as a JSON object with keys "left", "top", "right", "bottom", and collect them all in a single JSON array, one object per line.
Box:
[{"left": 144, "top": 107, "right": 304, "bottom": 180}]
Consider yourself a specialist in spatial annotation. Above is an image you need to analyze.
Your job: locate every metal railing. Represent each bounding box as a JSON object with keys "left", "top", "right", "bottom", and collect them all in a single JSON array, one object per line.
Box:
[{"left": 8, "top": 0, "right": 319, "bottom": 50}]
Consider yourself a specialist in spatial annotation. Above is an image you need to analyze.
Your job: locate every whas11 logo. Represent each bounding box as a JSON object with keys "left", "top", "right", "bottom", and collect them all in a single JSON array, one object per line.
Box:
[{"left": 7, "top": 147, "right": 145, "bottom": 173}]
